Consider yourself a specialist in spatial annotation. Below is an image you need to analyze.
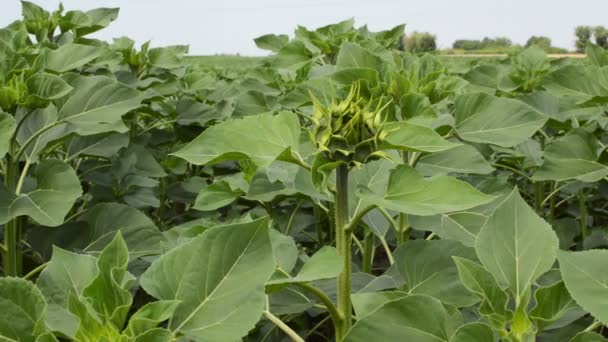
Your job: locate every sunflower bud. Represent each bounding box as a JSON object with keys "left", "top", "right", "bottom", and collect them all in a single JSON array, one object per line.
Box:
[
  {"left": 0, "top": 74, "right": 27, "bottom": 112},
  {"left": 309, "top": 83, "right": 389, "bottom": 166}
]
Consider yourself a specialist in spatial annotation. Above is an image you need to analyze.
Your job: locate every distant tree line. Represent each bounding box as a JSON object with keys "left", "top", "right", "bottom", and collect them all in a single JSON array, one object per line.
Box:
[
  {"left": 452, "top": 37, "right": 512, "bottom": 50},
  {"left": 400, "top": 32, "right": 437, "bottom": 53},
  {"left": 575, "top": 26, "right": 608, "bottom": 51},
  {"left": 400, "top": 26, "right": 608, "bottom": 54}
]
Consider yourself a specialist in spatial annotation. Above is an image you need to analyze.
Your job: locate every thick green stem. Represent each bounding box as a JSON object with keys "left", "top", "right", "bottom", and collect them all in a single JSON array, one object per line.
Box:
[
  {"left": 549, "top": 181, "right": 556, "bottom": 220},
  {"left": 533, "top": 182, "right": 544, "bottom": 213},
  {"left": 362, "top": 231, "right": 374, "bottom": 274},
  {"left": 314, "top": 205, "right": 324, "bottom": 247},
  {"left": 3, "top": 220, "right": 19, "bottom": 276},
  {"left": 397, "top": 213, "right": 409, "bottom": 245},
  {"left": 335, "top": 164, "right": 351, "bottom": 340},
  {"left": 296, "top": 282, "right": 342, "bottom": 327},
  {"left": 579, "top": 190, "right": 587, "bottom": 242},
  {"left": 3, "top": 155, "right": 21, "bottom": 276},
  {"left": 156, "top": 177, "right": 168, "bottom": 227}
]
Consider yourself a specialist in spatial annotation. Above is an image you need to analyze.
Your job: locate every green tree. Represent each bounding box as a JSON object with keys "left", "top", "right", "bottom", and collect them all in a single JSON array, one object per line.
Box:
[
  {"left": 594, "top": 26, "right": 608, "bottom": 48},
  {"left": 402, "top": 31, "right": 437, "bottom": 53},
  {"left": 486, "top": 36, "right": 512, "bottom": 47},
  {"left": 575, "top": 26, "right": 592, "bottom": 52},
  {"left": 526, "top": 36, "right": 552, "bottom": 50},
  {"left": 453, "top": 39, "right": 482, "bottom": 50}
]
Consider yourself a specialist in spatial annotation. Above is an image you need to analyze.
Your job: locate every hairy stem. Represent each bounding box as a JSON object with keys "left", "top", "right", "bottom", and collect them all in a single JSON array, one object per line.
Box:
[
  {"left": 335, "top": 164, "right": 351, "bottom": 340},
  {"left": 3, "top": 153, "right": 21, "bottom": 276},
  {"left": 263, "top": 311, "right": 305, "bottom": 342},
  {"left": 533, "top": 181, "right": 544, "bottom": 213},
  {"left": 397, "top": 213, "right": 409, "bottom": 245},
  {"left": 362, "top": 231, "right": 374, "bottom": 273},
  {"left": 296, "top": 282, "right": 342, "bottom": 326},
  {"left": 579, "top": 190, "right": 587, "bottom": 242}
]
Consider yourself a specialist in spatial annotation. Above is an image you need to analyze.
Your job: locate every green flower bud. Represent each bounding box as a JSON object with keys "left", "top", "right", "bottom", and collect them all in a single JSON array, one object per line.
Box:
[
  {"left": 0, "top": 74, "right": 27, "bottom": 112},
  {"left": 309, "top": 83, "right": 389, "bottom": 166}
]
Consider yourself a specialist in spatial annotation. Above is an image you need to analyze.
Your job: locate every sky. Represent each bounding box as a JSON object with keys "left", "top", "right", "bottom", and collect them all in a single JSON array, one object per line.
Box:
[{"left": 1, "top": 0, "right": 607, "bottom": 55}]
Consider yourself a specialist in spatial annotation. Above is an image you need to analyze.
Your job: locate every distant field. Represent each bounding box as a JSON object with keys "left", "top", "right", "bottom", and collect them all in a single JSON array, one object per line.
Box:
[
  {"left": 187, "top": 53, "right": 585, "bottom": 69},
  {"left": 186, "top": 55, "right": 267, "bottom": 68}
]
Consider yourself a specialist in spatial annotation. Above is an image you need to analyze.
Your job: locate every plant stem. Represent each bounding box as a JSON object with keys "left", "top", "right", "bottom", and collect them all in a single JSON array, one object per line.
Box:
[
  {"left": 397, "top": 213, "right": 409, "bottom": 245},
  {"left": 24, "top": 262, "right": 48, "bottom": 280},
  {"left": 379, "top": 236, "right": 395, "bottom": 265},
  {"left": 3, "top": 152, "right": 21, "bottom": 276},
  {"left": 579, "top": 190, "right": 587, "bottom": 242},
  {"left": 3, "top": 220, "right": 19, "bottom": 276},
  {"left": 156, "top": 177, "right": 168, "bottom": 227},
  {"left": 533, "top": 181, "right": 544, "bottom": 212},
  {"left": 285, "top": 200, "right": 303, "bottom": 235},
  {"left": 362, "top": 231, "right": 374, "bottom": 274},
  {"left": 296, "top": 282, "right": 342, "bottom": 328},
  {"left": 334, "top": 164, "right": 351, "bottom": 340},
  {"left": 584, "top": 320, "right": 602, "bottom": 332},
  {"left": 263, "top": 311, "right": 305, "bottom": 342},
  {"left": 314, "top": 205, "right": 324, "bottom": 247}
]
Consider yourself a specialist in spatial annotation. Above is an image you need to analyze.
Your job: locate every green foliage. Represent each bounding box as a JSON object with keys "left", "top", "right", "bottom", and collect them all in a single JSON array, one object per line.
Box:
[
  {"left": 526, "top": 36, "right": 552, "bottom": 50},
  {"left": 594, "top": 26, "right": 608, "bottom": 48},
  {"left": 1, "top": 2, "right": 608, "bottom": 342},
  {"left": 576, "top": 26, "right": 593, "bottom": 52},
  {"left": 453, "top": 36, "right": 513, "bottom": 51},
  {"left": 402, "top": 31, "right": 437, "bottom": 53}
]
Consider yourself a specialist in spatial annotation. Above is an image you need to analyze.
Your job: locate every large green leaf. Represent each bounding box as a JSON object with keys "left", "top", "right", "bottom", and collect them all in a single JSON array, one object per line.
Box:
[
  {"left": 533, "top": 128, "right": 608, "bottom": 182},
  {"left": 245, "top": 162, "right": 326, "bottom": 202},
  {"left": 57, "top": 74, "right": 143, "bottom": 135},
  {"left": 0, "top": 112, "right": 15, "bottom": 158},
  {"left": 351, "top": 291, "right": 408, "bottom": 319},
  {"left": 416, "top": 144, "right": 494, "bottom": 176},
  {"left": 0, "top": 159, "right": 82, "bottom": 226},
  {"left": 65, "top": 132, "right": 129, "bottom": 161},
  {"left": 28, "top": 202, "right": 164, "bottom": 258},
  {"left": 44, "top": 43, "right": 102, "bottom": 73},
  {"left": 37, "top": 247, "right": 97, "bottom": 338},
  {"left": 453, "top": 257, "right": 510, "bottom": 328},
  {"left": 73, "top": 7, "right": 120, "bottom": 36},
  {"left": 254, "top": 34, "right": 289, "bottom": 52},
  {"left": 82, "top": 233, "right": 132, "bottom": 329},
  {"left": 454, "top": 92, "right": 547, "bottom": 147},
  {"left": 172, "top": 111, "right": 301, "bottom": 168},
  {"left": 344, "top": 295, "right": 452, "bottom": 342},
  {"left": 267, "top": 246, "right": 341, "bottom": 285},
  {"left": 529, "top": 281, "right": 583, "bottom": 330},
  {"left": 570, "top": 332, "right": 608, "bottom": 342},
  {"left": 383, "top": 121, "right": 461, "bottom": 153},
  {"left": 439, "top": 212, "right": 487, "bottom": 247},
  {"left": 557, "top": 249, "right": 608, "bottom": 325},
  {"left": 124, "top": 300, "right": 180, "bottom": 337},
  {"left": 586, "top": 43, "right": 608, "bottom": 67},
  {"left": 140, "top": 217, "right": 275, "bottom": 341},
  {"left": 335, "top": 42, "right": 383, "bottom": 71},
  {"left": 15, "top": 105, "right": 65, "bottom": 163},
  {"left": 450, "top": 322, "right": 494, "bottom": 342},
  {"left": 193, "top": 179, "right": 245, "bottom": 211},
  {"left": 78, "top": 203, "right": 164, "bottom": 255},
  {"left": 395, "top": 240, "right": 479, "bottom": 307},
  {"left": 475, "top": 188, "right": 559, "bottom": 301},
  {"left": 357, "top": 165, "right": 495, "bottom": 216},
  {"left": 348, "top": 158, "right": 394, "bottom": 219},
  {"left": 0, "top": 277, "right": 47, "bottom": 342},
  {"left": 544, "top": 65, "right": 608, "bottom": 103},
  {"left": 26, "top": 72, "right": 73, "bottom": 101}
]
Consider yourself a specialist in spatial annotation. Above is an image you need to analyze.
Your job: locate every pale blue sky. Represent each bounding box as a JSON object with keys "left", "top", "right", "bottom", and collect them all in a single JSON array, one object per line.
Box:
[{"left": 1, "top": 0, "right": 606, "bottom": 55}]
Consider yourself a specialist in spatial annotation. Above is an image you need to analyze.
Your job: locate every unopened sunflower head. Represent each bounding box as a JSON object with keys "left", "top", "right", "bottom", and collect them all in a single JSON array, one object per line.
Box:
[
  {"left": 0, "top": 74, "right": 27, "bottom": 112},
  {"left": 309, "top": 83, "right": 390, "bottom": 166}
]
